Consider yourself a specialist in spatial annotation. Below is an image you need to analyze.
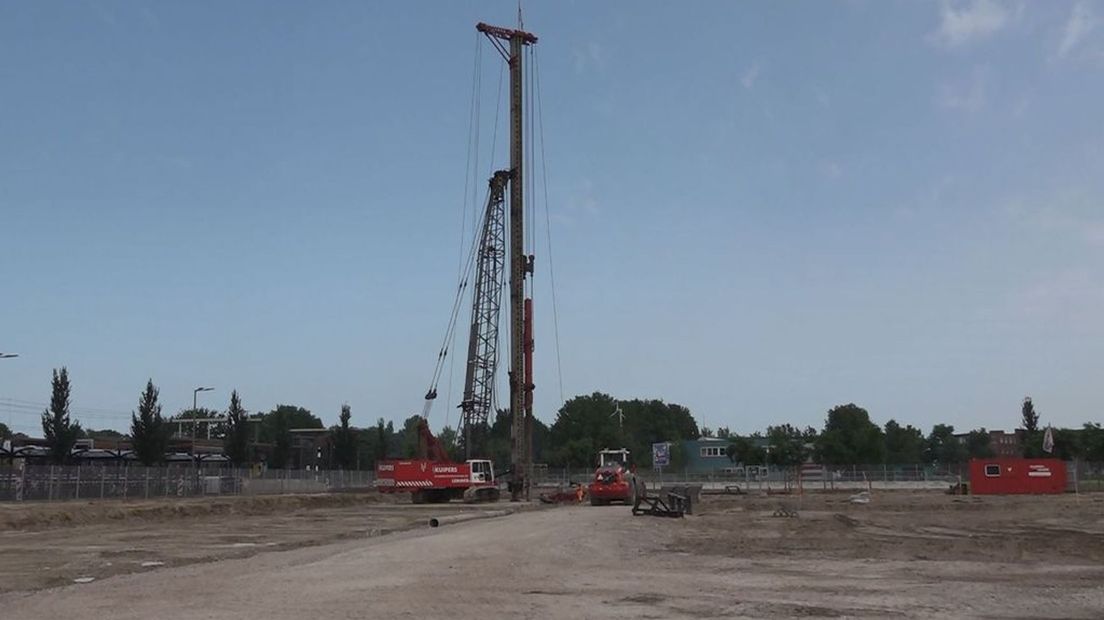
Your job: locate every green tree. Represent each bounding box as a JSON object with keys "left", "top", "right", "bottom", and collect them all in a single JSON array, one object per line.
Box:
[
  {"left": 668, "top": 440, "right": 691, "bottom": 470},
  {"left": 726, "top": 435, "right": 766, "bottom": 465},
  {"left": 398, "top": 415, "right": 423, "bottom": 458},
  {"left": 549, "top": 393, "right": 621, "bottom": 467},
  {"left": 355, "top": 418, "right": 395, "bottom": 469},
  {"left": 0, "top": 422, "right": 12, "bottom": 440},
  {"left": 766, "top": 424, "right": 808, "bottom": 466},
  {"left": 1021, "top": 397, "right": 1039, "bottom": 434},
  {"left": 330, "top": 404, "right": 358, "bottom": 469},
  {"left": 223, "top": 390, "right": 251, "bottom": 466},
  {"left": 436, "top": 426, "right": 459, "bottom": 461},
  {"left": 79, "top": 429, "right": 128, "bottom": 451},
  {"left": 41, "top": 367, "right": 81, "bottom": 464},
  {"left": 485, "top": 410, "right": 513, "bottom": 468},
  {"left": 1081, "top": 423, "right": 1104, "bottom": 461},
  {"left": 260, "top": 405, "right": 321, "bottom": 468},
  {"left": 1020, "top": 397, "right": 1042, "bottom": 457},
  {"left": 964, "top": 428, "right": 994, "bottom": 459},
  {"left": 1049, "top": 427, "right": 1081, "bottom": 460},
  {"left": 557, "top": 438, "right": 596, "bottom": 469},
  {"left": 715, "top": 426, "right": 732, "bottom": 439},
  {"left": 884, "top": 420, "right": 926, "bottom": 463},
  {"left": 83, "top": 428, "right": 125, "bottom": 440},
  {"left": 130, "top": 379, "right": 169, "bottom": 466},
  {"left": 815, "top": 404, "right": 885, "bottom": 465},
  {"left": 926, "top": 424, "right": 967, "bottom": 465},
  {"left": 548, "top": 393, "right": 700, "bottom": 468}
]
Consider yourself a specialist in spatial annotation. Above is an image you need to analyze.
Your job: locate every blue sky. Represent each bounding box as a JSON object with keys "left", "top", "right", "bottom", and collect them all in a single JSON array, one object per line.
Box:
[{"left": 2, "top": 1, "right": 1102, "bottom": 437}]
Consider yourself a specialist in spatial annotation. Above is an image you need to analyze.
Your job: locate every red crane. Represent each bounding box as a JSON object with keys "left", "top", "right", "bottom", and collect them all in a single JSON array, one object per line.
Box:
[{"left": 378, "top": 19, "right": 538, "bottom": 503}]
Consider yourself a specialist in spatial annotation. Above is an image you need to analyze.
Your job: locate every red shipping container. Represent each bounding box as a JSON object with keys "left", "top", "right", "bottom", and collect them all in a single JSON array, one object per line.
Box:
[{"left": 969, "top": 458, "right": 1067, "bottom": 495}]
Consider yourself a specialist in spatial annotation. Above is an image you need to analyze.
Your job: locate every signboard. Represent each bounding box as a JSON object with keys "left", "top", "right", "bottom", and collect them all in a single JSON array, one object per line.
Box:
[{"left": 652, "top": 442, "right": 670, "bottom": 467}]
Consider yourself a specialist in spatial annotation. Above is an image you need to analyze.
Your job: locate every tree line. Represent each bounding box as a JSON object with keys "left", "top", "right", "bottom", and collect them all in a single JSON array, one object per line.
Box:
[
  {"left": 27, "top": 367, "right": 470, "bottom": 469},
  {"left": 718, "top": 399, "right": 1104, "bottom": 467},
  {"left": 18, "top": 368, "right": 1104, "bottom": 469}
]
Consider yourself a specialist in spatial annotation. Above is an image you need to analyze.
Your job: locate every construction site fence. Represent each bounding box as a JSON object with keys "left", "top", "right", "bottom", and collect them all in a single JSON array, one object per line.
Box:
[
  {"left": 530, "top": 464, "right": 962, "bottom": 490},
  {"left": 4, "top": 461, "right": 1102, "bottom": 502},
  {"left": 530, "top": 461, "right": 1104, "bottom": 493},
  {"left": 0, "top": 463, "right": 375, "bottom": 503}
]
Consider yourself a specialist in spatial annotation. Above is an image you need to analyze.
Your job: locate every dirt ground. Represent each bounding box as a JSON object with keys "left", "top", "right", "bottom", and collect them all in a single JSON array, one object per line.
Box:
[
  {"left": 679, "top": 490, "right": 1104, "bottom": 564},
  {"left": 2, "top": 490, "right": 1103, "bottom": 618},
  {"left": 0, "top": 492, "right": 515, "bottom": 593}
]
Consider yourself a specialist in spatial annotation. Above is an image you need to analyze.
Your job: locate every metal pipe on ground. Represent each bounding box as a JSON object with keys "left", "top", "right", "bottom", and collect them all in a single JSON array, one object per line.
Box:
[{"left": 428, "top": 510, "right": 511, "bottom": 528}]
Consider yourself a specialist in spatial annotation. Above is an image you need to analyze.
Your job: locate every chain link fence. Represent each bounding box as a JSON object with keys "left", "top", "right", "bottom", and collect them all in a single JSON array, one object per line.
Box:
[
  {"left": 5, "top": 460, "right": 1101, "bottom": 502},
  {"left": 0, "top": 464, "right": 375, "bottom": 502},
  {"left": 532, "top": 462, "right": 1104, "bottom": 493}
]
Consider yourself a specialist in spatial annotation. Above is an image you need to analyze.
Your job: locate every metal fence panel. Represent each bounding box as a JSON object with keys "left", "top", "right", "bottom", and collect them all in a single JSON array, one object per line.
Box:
[
  {"left": 0, "top": 463, "right": 377, "bottom": 502},
  {"left": 4, "top": 461, "right": 1100, "bottom": 502}
]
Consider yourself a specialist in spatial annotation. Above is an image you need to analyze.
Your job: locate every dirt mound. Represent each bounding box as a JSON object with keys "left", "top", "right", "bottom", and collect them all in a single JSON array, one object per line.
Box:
[{"left": 0, "top": 492, "right": 386, "bottom": 531}]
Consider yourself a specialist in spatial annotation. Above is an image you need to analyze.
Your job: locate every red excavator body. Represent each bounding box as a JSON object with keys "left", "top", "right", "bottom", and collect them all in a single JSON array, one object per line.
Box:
[{"left": 374, "top": 419, "right": 500, "bottom": 503}]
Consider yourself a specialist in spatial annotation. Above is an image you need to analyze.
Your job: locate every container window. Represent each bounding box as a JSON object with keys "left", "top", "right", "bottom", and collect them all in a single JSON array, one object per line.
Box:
[{"left": 984, "top": 464, "right": 1000, "bottom": 477}]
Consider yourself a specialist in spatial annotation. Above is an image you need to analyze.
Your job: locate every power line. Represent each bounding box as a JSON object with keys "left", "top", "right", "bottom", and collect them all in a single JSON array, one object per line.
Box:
[{"left": 0, "top": 398, "right": 131, "bottom": 418}]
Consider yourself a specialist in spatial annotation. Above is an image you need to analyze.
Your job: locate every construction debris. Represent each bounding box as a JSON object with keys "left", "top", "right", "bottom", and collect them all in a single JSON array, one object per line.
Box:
[
  {"left": 772, "top": 505, "right": 799, "bottom": 518},
  {"left": 538, "top": 484, "right": 586, "bottom": 504},
  {"left": 632, "top": 483, "right": 690, "bottom": 518}
]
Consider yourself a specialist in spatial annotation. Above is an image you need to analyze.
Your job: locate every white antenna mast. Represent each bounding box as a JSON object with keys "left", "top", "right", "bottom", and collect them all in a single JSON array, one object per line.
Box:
[{"left": 610, "top": 404, "right": 625, "bottom": 429}]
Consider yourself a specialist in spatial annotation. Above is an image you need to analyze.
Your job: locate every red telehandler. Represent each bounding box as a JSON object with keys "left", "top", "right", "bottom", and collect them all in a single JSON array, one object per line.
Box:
[{"left": 588, "top": 448, "right": 641, "bottom": 506}]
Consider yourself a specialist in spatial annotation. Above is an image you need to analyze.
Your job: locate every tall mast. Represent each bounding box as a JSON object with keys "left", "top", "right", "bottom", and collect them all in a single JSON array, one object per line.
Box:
[{"left": 476, "top": 21, "right": 537, "bottom": 501}]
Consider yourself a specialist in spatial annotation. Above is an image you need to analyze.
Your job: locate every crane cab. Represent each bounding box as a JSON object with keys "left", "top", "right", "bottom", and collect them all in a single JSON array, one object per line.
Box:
[{"left": 468, "top": 459, "right": 495, "bottom": 484}]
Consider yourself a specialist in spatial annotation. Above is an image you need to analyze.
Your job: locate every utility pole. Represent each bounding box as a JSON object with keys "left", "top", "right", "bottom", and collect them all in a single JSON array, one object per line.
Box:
[{"left": 477, "top": 21, "right": 537, "bottom": 501}]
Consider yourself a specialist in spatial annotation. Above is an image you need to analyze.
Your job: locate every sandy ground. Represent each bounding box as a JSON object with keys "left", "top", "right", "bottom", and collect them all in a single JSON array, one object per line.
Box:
[
  {"left": 0, "top": 493, "right": 507, "bottom": 593},
  {"left": 2, "top": 491, "right": 1103, "bottom": 619}
]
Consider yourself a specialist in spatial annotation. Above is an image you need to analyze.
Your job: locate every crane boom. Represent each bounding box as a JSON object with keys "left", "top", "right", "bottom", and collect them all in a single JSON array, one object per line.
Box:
[{"left": 459, "top": 170, "right": 510, "bottom": 457}]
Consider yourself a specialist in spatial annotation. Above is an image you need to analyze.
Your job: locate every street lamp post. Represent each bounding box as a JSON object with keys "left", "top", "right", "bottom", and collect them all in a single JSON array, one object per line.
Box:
[
  {"left": 192, "top": 387, "right": 214, "bottom": 443},
  {"left": 1, "top": 354, "right": 16, "bottom": 440}
]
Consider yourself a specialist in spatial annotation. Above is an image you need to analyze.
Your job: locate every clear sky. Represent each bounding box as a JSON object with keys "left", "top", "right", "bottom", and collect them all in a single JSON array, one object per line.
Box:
[{"left": 2, "top": 1, "right": 1102, "bottom": 437}]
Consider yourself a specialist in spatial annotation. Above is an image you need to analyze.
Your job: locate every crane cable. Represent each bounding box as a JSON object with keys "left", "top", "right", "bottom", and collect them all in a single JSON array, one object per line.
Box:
[
  {"left": 426, "top": 36, "right": 508, "bottom": 423},
  {"left": 443, "top": 32, "right": 483, "bottom": 429},
  {"left": 423, "top": 195, "right": 486, "bottom": 420},
  {"left": 424, "top": 35, "right": 488, "bottom": 420},
  {"left": 534, "top": 47, "right": 566, "bottom": 406}
]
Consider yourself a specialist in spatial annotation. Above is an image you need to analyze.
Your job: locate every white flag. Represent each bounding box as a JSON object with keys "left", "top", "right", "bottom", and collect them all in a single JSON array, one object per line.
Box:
[{"left": 1042, "top": 426, "right": 1055, "bottom": 454}]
